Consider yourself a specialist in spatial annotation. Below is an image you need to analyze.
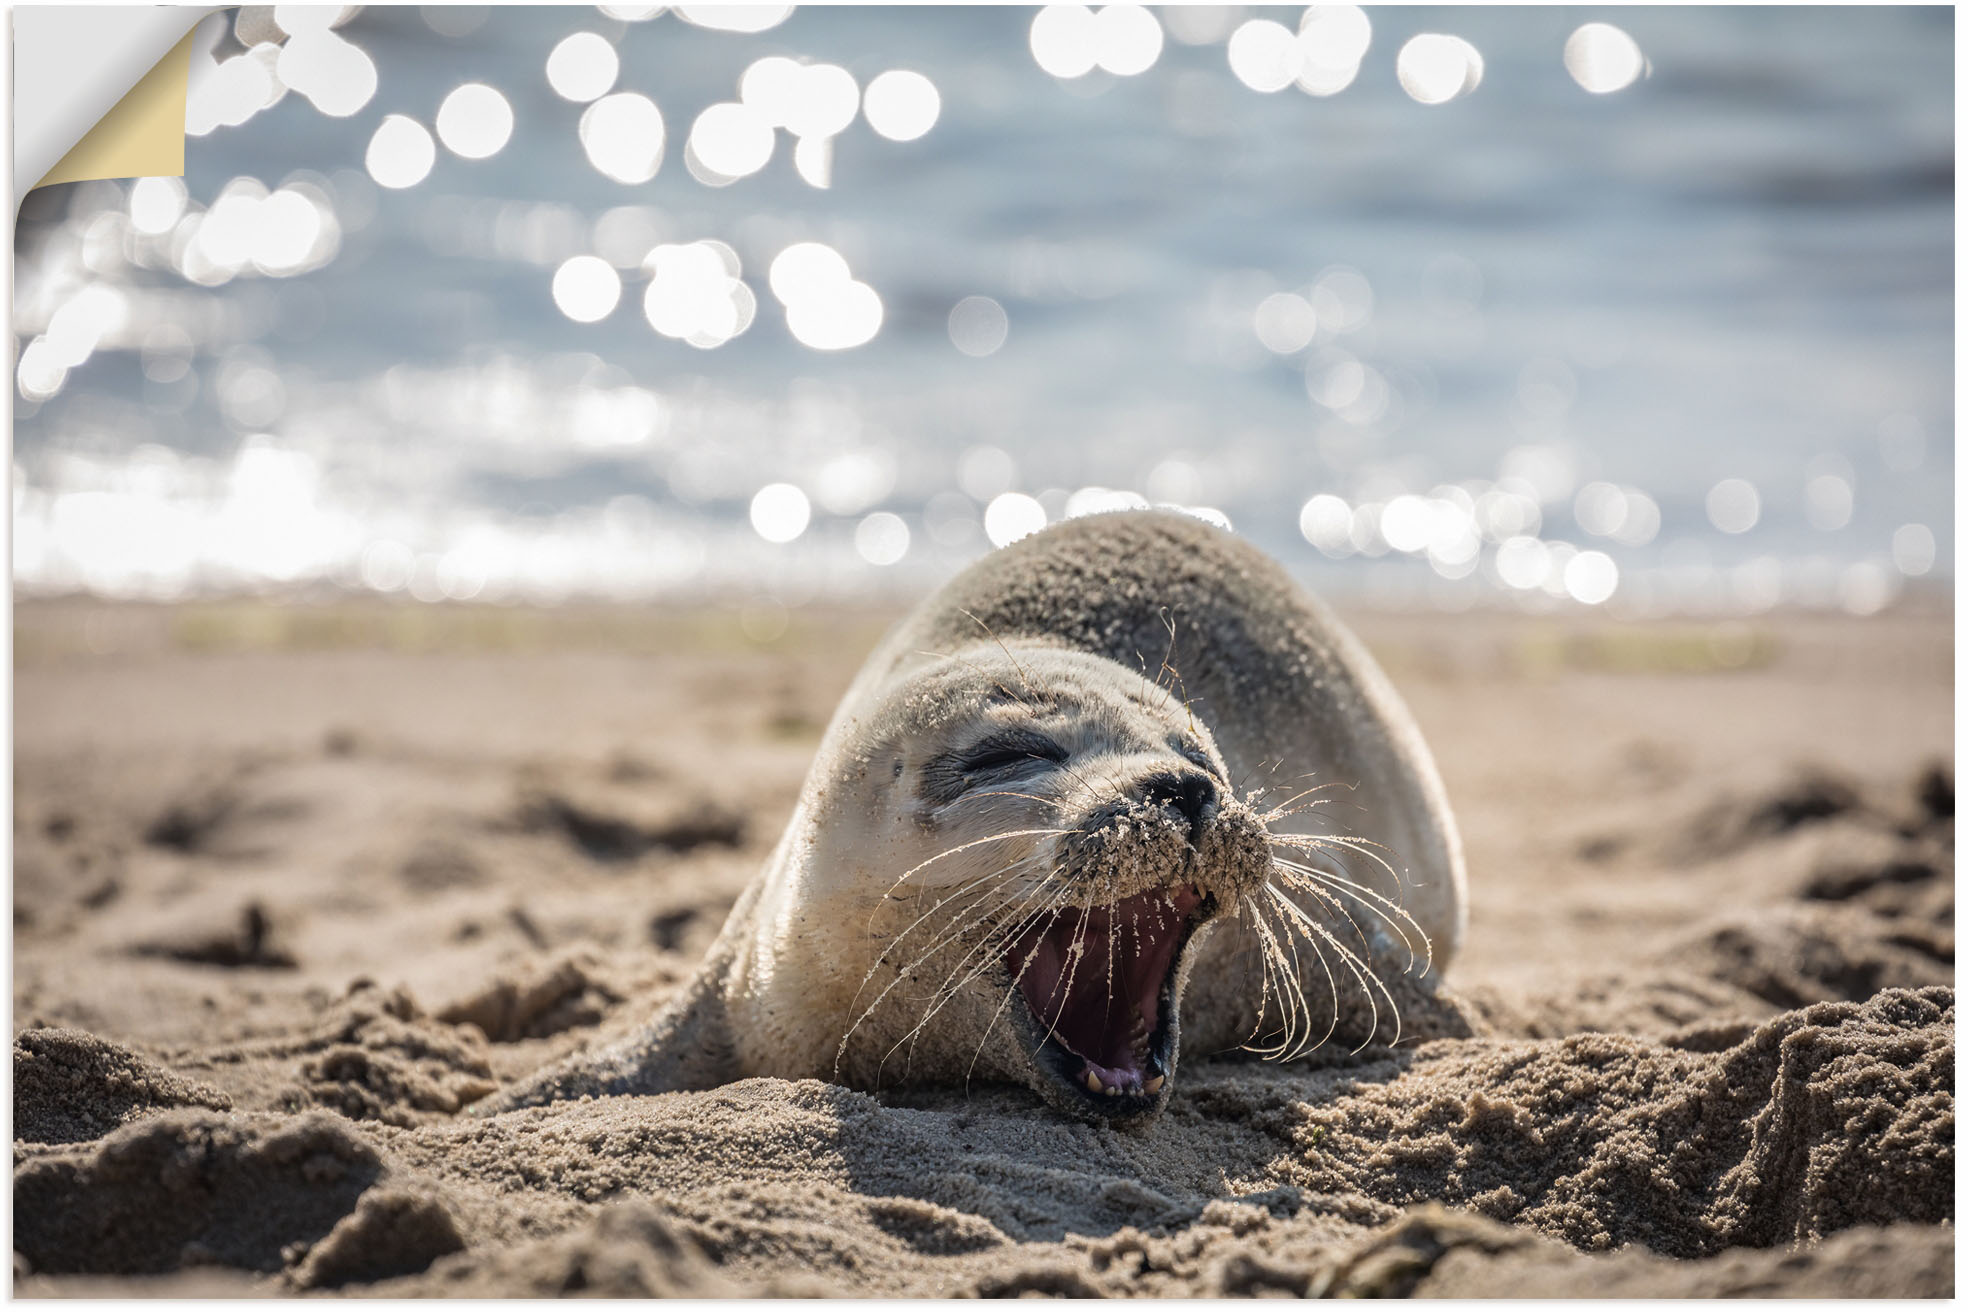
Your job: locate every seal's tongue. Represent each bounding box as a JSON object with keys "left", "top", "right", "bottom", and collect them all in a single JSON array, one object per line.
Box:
[{"left": 1007, "top": 885, "right": 1201, "bottom": 1094}]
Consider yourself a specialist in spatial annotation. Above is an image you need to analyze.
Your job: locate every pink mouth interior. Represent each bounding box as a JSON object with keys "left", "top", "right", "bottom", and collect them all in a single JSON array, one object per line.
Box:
[{"left": 1006, "top": 885, "right": 1202, "bottom": 1093}]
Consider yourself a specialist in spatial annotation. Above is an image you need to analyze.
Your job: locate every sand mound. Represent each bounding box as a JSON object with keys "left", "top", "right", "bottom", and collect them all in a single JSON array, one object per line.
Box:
[
  {"left": 406, "top": 1202, "right": 749, "bottom": 1297},
  {"left": 14, "top": 1028, "right": 232, "bottom": 1145},
  {"left": 288, "top": 1186, "right": 467, "bottom": 1290},
  {"left": 195, "top": 985, "right": 501, "bottom": 1127},
  {"left": 16, "top": 1111, "right": 383, "bottom": 1276}
]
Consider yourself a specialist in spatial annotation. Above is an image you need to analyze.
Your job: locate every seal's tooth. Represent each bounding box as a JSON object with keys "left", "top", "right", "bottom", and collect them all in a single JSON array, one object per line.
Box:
[
  {"left": 1085, "top": 1069, "right": 1103, "bottom": 1093},
  {"left": 1143, "top": 1074, "right": 1164, "bottom": 1094}
]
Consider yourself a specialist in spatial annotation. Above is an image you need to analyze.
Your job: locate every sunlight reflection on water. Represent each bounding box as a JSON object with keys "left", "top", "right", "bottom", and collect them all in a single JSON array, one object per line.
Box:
[{"left": 10, "top": 4, "right": 1953, "bottom": 618}]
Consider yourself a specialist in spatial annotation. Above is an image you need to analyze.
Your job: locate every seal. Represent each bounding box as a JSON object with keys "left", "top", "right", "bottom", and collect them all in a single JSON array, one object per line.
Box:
[{"left": 478, "top": 509, "right": 1469, "bottom": 1125}]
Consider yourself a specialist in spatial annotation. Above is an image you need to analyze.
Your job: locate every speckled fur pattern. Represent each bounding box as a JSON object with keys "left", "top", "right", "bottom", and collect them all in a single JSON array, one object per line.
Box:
[{"left": 478, "top": 510, "right": 1471, "bottom": 1123}]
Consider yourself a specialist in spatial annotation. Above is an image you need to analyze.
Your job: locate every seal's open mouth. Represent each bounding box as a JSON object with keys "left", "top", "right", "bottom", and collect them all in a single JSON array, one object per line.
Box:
[{"left": 1005, "top": 884, "right": 1209, "bottom": 1110}]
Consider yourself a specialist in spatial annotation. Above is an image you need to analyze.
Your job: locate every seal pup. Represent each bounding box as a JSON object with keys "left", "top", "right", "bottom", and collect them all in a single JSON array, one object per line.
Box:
[{"left": 478, "top": 509, "right": 1468, "bottom": 1125}]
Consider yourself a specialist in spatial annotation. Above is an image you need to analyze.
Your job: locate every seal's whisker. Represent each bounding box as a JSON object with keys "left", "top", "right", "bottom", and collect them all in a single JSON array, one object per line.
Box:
[
  {"left": 881, "top": 859, "right": 1062, "bottom": 1006},
  {"left": 888, "top": 872, "right": 1083, "bottom": 1077},
  {"left": 1267, "top": 853, "right": 1424, "bottom": 955},
  {"left": 859, "top": 850, "right": 1049, "bottom": 987},
  {"left": 1237, "top": 896, "right": 1296, "bottom": 1057},
  {"left": 1265, "top": 829, "right": 1425, "bottom": 963},
  {"left": 1259, "top": 887, "right": 1332, "bottom": 1062},
  {"left": 963, "top": 788, "right": 1070, "bottom": 809},
  {"left": 1152, "top": 607, "right": 1181, "bottom": 706},
  {"left": 959, "top": 874, "right": 1094, "bottom": 1090},
  {"left": 913, "top": 868, "right": 1070, "bottom": 1009},
  {"left": 868, "top": 832, "right": 1043, "bottom": 932},
  {"left": 879, "top": 826, "right": 1071, "bottom": 903},
  {"left": 852, "top": 869, "right": 1070, "bottom": 1084},
  {"left": 1264, "top": 884, "right": 1403, "bottom": 1054},
  {"left": 1266, "top": 828, "right": 1406, "bottom": 893},
  {"left": 1241, "top": 892, "right": 1332, "bottom": 1060},
  {"left": 1257, "top": 799, "right": 1340, "bottom": 823},
  {"left": 1267, "top": 849, "right": 1434, "bottom": 977},
  {"left": 1268, "top": 860, "right": 1381, "bottom": 966},
  {"left": 1231, "top": 757, "right": 1287, "bottom": 801},
  {"left": 1034, "top": 885, "right": 1102, "bottom": 1059},
  {"left": 1231, "top": 894, "right": 1280, "bottom": 1052},
  {"left": 1255, "top": 780, "right": 1352, "bottom": 823},
  {"left": 1105, "top": 896, "right": 1121, "bottom": 1054},
  {"left": 839, "top": 855, "right": 1058, "bottom": 1075},
  {"left": 912, "top": 646, "right": 1035, "bottom": 711},
  {"left": 956, "top": 607, "right": 1042, "bottom": 699}
]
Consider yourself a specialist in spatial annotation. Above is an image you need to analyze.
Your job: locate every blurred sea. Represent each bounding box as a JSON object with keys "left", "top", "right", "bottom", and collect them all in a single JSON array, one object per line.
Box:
[{"left": 11, "top": 5, "right": 1954, "bottom": 616}]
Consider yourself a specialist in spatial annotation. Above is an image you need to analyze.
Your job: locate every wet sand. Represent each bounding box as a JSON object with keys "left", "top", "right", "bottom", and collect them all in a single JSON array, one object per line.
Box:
[{"left": 12, "top": 598, "right": 1954, "bottom": 1297}]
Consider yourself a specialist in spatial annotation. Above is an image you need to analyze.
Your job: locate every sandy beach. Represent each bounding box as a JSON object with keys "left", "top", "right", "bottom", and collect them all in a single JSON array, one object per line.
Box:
[{"left": 13, "top": 596, "right": 1953, "bottom": 1297}]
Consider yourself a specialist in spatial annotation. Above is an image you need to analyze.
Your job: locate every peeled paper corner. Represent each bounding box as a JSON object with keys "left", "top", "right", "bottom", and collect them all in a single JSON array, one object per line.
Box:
[{"left": 13, "top": 6, "right": 212, "bottom": 203}]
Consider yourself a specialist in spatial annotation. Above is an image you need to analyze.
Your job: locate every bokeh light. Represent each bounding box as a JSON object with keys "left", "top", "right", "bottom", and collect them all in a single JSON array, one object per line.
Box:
[
  {"left": 1298, "top": 494, "right": 1352, "bottom": 557},
  {"left": 1093, "top": 5, "right": 1163, "bottom": 76},
  {"left": 948, "top": 296, "right": 1009, "bottom": 357},
  {"left": 749, "top": 482, "right": 811, "bottom": 543},
  {"left": 770, "top": 242, "right": 881, "bottom": 350},
  {"left": 1031, "top": 5, "right": 1099, "bottom": 79},
  {"left": 1226, "top": 19, "right": 1301, "bottom": 93},
  {"left": 1572, "top": 481, "right": 1626, "bottom": 538},
  {"left": 687, "top": 102, "right": 776, "bottom": 183},
  {"left": 1565, "top": 23, "right": 1646, "bottom": 94},
  {"left": 436, "top": 82, "right": 514, "bottom": 158},
  {"left": 129, "top": 177, "right": 188, "bottom": 235},
  {"left": 1563, "top": 550, "right": 1619, "bottom": 604},
  {"left": 959, "top": 446, "right": 1017, "bottom": 501},
  {"left": 784, "top": 63, "right": 860, "bottom": 139},
  {"left": 1296, "top": 5, "right": 1371, "bottom": 96},
  {"left": 643, "top": 241, "right": 756, "bottom": 347},
  {"left": 546, "top": 32, "right": 618, "bottom": 102},
  {"left": 580, "top": 93, "right": 666, "bottom": 184},
  {"left": 674, "top": 5, "right": 792, "bottom": 34},
  {"left": 863, "top": 70, "right": 941, "bottom": 141},
  {"left": 1397, "top": 34, "right": 1484, "bottom": 105},
  {"left": 1706, "top": 478, "right": 1761, "bottom": 534},
  {"left": 551, "top": 255, "right": 622, "bottom": 323},
  {"left": 275, "top": 28, "right": 377, "bottom": 118},
  {"left": 1838, "top": 561, "right": 1896, "bottom": 616},
  {"left": 984, "top": 492, "right": 1047, "bottom": 546},
  {"left": 793, "top": 134, "right": 833, "bottom": 189},
  {"left": 1892, "top": 524, "right": 1936, "bottom": 576},
  {"left": 1253, "top": 292, "right": 1317, "bottom": 354},
  {"left": 1804, "top": 467, "right": 1854, "bottom": 531},
  {"left": 365, "top": 115, "right": 436, "bottom": 189},
  {"left": 739, "top": 55, "right": 804, "bottom": 127},
  {"left": 422, "top": 6, "right": 488, "bottom": 38},
  {"left": 768, "top": 242, "right": 849, "bottom": 303},
  {"left": 855, "top": 511, "right": 911, "bottom": 565},
  {"left": 1064, "top": 486, "right": 1149, "bottom": 518}
]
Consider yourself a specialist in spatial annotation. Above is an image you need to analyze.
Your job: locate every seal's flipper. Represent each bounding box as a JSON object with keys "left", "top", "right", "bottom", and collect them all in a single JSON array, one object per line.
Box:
[{"left": 467, "top": 964, "right": 739, "bottom": 1116}]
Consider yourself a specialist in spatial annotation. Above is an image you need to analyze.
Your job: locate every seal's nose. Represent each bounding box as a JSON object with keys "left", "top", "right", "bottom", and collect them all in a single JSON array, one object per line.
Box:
[{"left": 1142, "top": 771, "right": 1219, "bottom": 848}]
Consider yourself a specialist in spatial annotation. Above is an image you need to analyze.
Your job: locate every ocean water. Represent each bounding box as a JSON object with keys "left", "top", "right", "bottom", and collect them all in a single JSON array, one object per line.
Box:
[{"left": 12, "top": 5, "right": 1954, "bottom": 615}]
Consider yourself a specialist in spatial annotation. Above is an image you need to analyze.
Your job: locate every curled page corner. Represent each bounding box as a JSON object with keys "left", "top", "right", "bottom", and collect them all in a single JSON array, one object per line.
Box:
[{"left": 13, "top": 5, "right": 213, "bottom": 200}]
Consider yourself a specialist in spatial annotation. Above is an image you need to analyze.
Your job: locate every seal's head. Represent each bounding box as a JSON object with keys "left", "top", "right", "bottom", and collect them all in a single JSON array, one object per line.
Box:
[{"left": 819, "top": 642, "right": 1274, "bottom": 1126}]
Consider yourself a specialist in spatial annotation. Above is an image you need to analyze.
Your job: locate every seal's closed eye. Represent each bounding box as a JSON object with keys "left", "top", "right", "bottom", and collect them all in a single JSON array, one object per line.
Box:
[
  {"left": 958, "top": 732, "right": 1068, "bottom": 776},
  {"left": 921, "top": 731, "right": 1068, "bottom": 805}
]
